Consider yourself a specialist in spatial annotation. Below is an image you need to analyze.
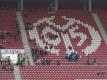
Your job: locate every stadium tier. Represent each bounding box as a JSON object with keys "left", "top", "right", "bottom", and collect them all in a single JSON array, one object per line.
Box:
[
  {"left": 0, "top": 0, "right": 107, "bottom": 80},
  {"left": 20, "top": 65, "right": 107, "bottom": 80},
  {"left": 0, "top": 8, "right": 23, "bottom": 49},
  {"left": 23, "top": 9, "right": 107, "bottom": 65}
]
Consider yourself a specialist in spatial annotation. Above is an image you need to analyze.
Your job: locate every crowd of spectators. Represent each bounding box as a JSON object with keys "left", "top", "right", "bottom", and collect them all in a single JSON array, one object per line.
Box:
[
  {"left": 0, "top": 56, "right": 14, "bottom": 71},
  {"left": 31, "top": 48, "right": 52, "bottom": 65},
  {"left": 0, "top": 30, "right": 20, "bottom": 40}
]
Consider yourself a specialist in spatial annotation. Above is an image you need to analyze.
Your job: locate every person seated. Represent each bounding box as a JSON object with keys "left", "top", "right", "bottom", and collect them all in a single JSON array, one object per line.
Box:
[
  {"left": 68, "top": 52, "right": 79, "bottom": 61},
  {"left": 36, "top": 58, "right": 41, "bottom": 65},
  {"left": 21, "top": 58, "right": 25, "bottom": 64},
  {"left": 65, "top": 54, "right": 68, "bottom": 60},
  {"left": 41, "top": 58, "right": 46, "bottom": 65},
  {"left": 64, "top": 54, "right": 68, "bottom": 64},
  {"left": 92, "top": 59, "right": 96, "bottom": 65},
  {"left": 45, "top": 58, "right": 51, "bottom": 65},
  {"left": 56, "top": 59, "right": 60, "bottom": 65},
  {"left": 8, "top": 64, "right": 14, "bottom": 71},
  {"left": 0, "top": 57, "right": 3, "bottom": 65},
  {"left": 97, "top": 72, "right": 106, "bottom": 76}
]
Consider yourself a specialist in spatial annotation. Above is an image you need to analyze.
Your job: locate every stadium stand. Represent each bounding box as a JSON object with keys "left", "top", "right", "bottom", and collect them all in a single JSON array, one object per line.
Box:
[
  {"left": 23, "top": 9, "right": 107, "bottom": 65},
  {"left": 0, "top": 0, "right": 107, "bottom": 80},
  {"left": 0, "top": 7, "right": 23, "bottom": 49},
  {"left": 20, "top": 65, "right": 107, "bottom": 80}
]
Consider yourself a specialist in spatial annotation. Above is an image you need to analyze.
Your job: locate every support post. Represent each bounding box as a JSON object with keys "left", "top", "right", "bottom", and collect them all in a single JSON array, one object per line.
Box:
[
  {"left": 89, "top": 0, "right": 92, "bottom": 12},
  {"left": 21, "top": 0, "right": 23, "bottom": 11},
  {"left": 55, "top": 0, "right": 58, "bottom": 11},
  {"left": 17, "top": 0, "right": 23, "bottom": 11},
  {"left": 83, "top": 0, "right": 87, "bottom": 10}
]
